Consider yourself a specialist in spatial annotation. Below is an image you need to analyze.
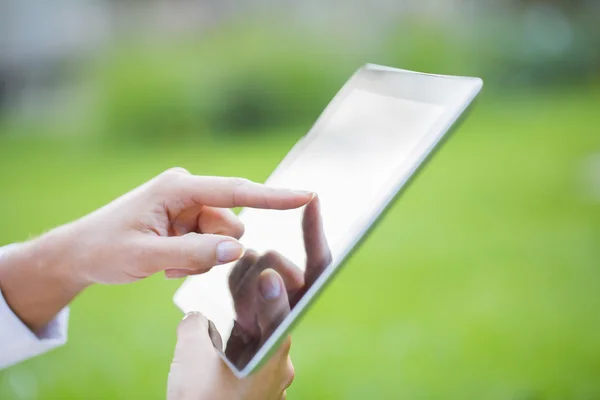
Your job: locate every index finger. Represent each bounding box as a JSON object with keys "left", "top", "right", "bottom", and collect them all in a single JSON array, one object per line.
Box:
[{"left": 170, "top": 175, "right": 312, "bottom": 211}]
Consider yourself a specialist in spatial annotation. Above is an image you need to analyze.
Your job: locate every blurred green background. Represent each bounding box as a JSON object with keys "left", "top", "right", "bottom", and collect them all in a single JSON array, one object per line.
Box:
[{"left": 1, "top": 0, "right": 600, "bottom": 399}]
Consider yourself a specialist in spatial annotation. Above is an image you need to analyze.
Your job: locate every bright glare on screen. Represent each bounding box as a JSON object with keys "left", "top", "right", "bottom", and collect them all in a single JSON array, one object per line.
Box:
[{"left": 174, "top": 87, "right": 445, "bottom": 369}]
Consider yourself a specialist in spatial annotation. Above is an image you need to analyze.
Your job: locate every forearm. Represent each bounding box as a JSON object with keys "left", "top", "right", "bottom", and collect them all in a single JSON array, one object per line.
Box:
[{"left": 0, "top": 228, "right": 89, "bottom": 333}]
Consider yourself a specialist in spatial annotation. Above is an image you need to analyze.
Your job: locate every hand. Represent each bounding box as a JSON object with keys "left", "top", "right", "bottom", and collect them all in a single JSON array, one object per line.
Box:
[
  {"left": 225, "top": 196, "right": 332, "bottom": 368},
  {"left": 56, "top": 167, "right": 312, "bottom": 284},
  {"left": 167, "top": 312, "right": 294, "bottom": 400},
  {"left": 0, "top": 168, "right": 312, "bottom": 332}
]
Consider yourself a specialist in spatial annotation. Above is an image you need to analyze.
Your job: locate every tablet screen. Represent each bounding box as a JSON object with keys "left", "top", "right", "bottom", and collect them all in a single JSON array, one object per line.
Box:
[{"left": 174, "top": 86, "right": 446, "bottom": 370}]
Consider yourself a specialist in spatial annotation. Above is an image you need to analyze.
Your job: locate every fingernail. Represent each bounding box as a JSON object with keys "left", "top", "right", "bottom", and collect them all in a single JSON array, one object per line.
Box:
[
  {"left": 183, "top": 311, "right": 201, "bottom": 321},
  {"left": 208, "top": 320, "right": 223, "bottom": 351},
  {"left": 216, "top": 241, "right": 244, "bottom": 263},
  {"left": 208, "top": 320, "right": 218, "bottom": 335},
  {"left": 259, "top": 270, "right": 282, "bottom": 301},
  {"left": 289, "top": 189, "right": 311, "bottom": 196},
  {"left": 165, "top": 270, "right": 189, "bottom": 279}
]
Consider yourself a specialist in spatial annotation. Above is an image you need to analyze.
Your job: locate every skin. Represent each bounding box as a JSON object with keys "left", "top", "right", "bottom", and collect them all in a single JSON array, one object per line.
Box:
[
  {"left": 225, "top": 196, "right": 332, "bottom": 368},
  {"left": 167, "top": 312, "right": 295, "bottom": 400},
  {"left": 0, "top": 167, "right": 310, "bottom": 398}
]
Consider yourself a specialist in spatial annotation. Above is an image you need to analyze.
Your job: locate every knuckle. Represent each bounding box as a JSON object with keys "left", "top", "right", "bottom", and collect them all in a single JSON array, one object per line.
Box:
[
  {"left": 263, "top": 187, "right": 277, "bottom": 208},
  {"left": 233, "top": 221, "right": 245, "bottom": 239},
  {"left": 153, "top": 168, "right": 188, "bottom": 191},
  {"left": 166, "top": 167, "right": 190, "bottom": 176},
  {"left": 231, "top": 177, "right": 250, "bottom": 187},
  {"left": 229, "top": 178, "right": 251, "bottom": 207},
  {"left": 180, "top": 237, "right": 206, "bottom": 267},
  {"left": 262, "top": 250, "right": 281, "bottom": 264},
  {"left": 183, "top": 251, "right": 200, "bottom": 267},
  {"left": 161, "top": 167, "right": 189, "bottom": 182}
]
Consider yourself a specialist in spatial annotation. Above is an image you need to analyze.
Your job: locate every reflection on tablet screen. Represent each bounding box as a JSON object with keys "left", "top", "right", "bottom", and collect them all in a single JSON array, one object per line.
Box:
[{"left": 175, "top": 87, "right": 445, "bottom": 370}]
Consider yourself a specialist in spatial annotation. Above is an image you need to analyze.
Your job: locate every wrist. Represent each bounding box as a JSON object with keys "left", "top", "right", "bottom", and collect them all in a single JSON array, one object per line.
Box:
[
  {"left": 29, "top": 225, "right": 94, "bottom": 293},
  {"left": 0, "top": 227, "right": 91, "bottom": 332}
]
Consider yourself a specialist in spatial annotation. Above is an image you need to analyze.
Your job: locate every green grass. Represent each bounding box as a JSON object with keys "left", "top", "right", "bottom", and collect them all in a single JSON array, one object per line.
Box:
[{"left": 1, "top": 89, "right": 600, "bottom": 399}]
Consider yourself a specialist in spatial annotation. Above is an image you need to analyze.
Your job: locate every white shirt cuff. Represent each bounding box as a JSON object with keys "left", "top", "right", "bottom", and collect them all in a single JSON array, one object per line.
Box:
[{"left": 0, "top": 244, "right": 70, "bottom": 369}]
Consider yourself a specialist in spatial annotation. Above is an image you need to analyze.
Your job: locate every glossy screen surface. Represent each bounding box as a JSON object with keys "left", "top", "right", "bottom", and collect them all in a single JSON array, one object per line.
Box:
[{"left": 174, "top": 86, "right": 446, "bottom": 371}]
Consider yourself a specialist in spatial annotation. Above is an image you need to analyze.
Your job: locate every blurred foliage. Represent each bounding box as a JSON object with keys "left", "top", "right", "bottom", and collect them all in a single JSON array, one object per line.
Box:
[
  {"left": 92, "top": 24, "right": 354, "bottom": 145},
  {"left": 382, "top": 12, "right": 599, "bottom": 87},
  {"left": 84, "top": 13, "right": 599, "bottom": 146}
]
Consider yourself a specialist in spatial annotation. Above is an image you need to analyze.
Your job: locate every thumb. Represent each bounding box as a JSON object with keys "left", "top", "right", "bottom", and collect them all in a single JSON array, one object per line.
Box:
[
  {"left": 140, "top": 234, "right": 245, "bottom": 276},
  {"left": 172, "top": 312, "right": 220, "bottom": 364},
  {"left": 168, "top": 312, "right": 223, "bottom": 400}
]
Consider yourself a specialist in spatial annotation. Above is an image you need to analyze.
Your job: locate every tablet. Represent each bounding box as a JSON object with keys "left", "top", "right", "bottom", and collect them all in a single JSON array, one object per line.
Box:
[{"left": 173, "top": 64, "right": 483, "bottom": 377}]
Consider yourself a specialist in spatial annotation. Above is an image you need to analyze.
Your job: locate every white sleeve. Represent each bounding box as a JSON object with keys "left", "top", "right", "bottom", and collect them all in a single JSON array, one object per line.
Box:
[{"left": 0, "top": 244, "right": 70, "bottom": 370}]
